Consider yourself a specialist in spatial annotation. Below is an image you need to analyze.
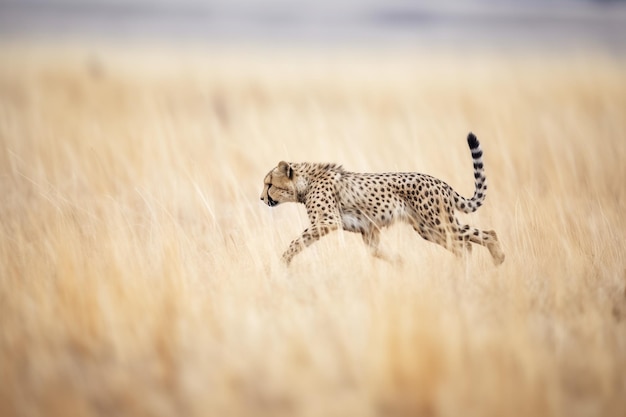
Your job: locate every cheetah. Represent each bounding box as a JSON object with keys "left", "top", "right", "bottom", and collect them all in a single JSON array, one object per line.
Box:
[{"left": 260, "top": 133, "right": 505, "bottom": 266}]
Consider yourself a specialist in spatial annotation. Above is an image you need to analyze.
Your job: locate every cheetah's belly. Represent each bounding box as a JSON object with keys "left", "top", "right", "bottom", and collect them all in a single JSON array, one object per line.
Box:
[{"left": 340, "top": 211, "right": 369, "bottom": 233}]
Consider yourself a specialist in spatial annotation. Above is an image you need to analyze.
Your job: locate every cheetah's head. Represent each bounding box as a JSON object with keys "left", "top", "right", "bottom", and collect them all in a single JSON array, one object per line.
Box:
[{"left": 260, "top": 161, "right": 298, "bottom": 207}]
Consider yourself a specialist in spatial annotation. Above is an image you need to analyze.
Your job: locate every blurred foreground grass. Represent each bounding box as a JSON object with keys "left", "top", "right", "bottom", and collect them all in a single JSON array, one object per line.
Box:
[{"left": 0, "top": 44, "right": 625, "bottom": 417}]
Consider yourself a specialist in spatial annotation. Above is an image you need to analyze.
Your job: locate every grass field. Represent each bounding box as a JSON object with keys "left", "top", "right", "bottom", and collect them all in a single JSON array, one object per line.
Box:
[{"left": 0, "top": 44, "right": 625, "bottom": 417}]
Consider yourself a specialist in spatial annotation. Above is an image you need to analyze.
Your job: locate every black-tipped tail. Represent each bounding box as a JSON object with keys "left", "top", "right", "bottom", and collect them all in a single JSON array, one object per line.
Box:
[
  {"left": 453, "top": 132, "right": 488, "bottom": 213},
  {"left": 467, "top": 132, "right": 479, "bottom": 150}
]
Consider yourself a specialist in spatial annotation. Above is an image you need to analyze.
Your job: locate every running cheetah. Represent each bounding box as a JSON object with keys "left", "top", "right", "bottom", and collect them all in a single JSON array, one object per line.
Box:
[{"left": 260, "top": 133, "right": 505, "bottom": 266}]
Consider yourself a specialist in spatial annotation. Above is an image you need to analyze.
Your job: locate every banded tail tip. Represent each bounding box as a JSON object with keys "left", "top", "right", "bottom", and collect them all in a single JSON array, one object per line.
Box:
[{"left": 467, "top": 132, "right": 479, "bottom": 149}]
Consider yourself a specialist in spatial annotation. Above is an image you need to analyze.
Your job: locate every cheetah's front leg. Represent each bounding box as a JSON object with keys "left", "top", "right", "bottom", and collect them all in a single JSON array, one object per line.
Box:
[{"left": 282, "top": 223, "right": 339, "bottom": 265}]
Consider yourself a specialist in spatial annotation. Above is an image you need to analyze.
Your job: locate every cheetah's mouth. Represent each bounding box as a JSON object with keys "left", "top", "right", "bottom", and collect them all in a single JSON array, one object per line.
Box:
[
  {"left": 266, "top": 185, "right": 278, "bottom": 207},
  {"left": 267, "top": 195, "right": 278, "bottom": 207}
]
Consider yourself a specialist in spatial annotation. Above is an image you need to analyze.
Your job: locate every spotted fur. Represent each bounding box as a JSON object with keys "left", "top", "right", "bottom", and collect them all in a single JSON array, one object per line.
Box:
[{"left": 260, "top": 133, "right": 505, "bottom": 266}]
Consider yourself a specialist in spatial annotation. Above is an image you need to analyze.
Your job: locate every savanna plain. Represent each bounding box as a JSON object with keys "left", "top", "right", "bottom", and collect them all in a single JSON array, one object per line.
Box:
[{"left": 0, "top": 44, "right": 625, "bottom": 417}]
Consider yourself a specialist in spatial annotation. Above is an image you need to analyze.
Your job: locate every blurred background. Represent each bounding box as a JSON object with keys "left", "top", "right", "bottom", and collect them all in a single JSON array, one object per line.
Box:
[
  {"left": 2, "top": 1, "right": 626, "bottom": 417},
  {"left": 1, "top": 0, "right": 626, "bottom": 51}
]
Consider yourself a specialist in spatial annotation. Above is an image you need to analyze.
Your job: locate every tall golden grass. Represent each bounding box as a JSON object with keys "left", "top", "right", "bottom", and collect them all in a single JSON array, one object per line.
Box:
[{"left": 0, "top": 43, "right": 625, "bottom": 417}]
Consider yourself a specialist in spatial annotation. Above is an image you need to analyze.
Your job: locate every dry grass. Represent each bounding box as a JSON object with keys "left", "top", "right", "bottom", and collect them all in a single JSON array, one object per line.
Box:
[{"left": 0, "top": 43, "right": 625, "bottom": 417}]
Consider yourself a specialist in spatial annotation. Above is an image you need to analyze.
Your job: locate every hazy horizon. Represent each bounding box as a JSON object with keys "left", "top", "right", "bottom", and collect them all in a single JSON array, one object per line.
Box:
[{"left": 2, "top": 0, "right": 626, "bottom": 51}]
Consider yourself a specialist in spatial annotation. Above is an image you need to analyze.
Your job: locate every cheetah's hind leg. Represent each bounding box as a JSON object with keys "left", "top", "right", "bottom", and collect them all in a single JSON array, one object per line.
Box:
[
  {"left": 461, "top": 227, "right": 505, "bottom": 265},
  {"left": 483, "top": 230, "right": 505, "bottom": 265},
  {"left": 408, "top": 217, "right": 468, "bottom": 258}
]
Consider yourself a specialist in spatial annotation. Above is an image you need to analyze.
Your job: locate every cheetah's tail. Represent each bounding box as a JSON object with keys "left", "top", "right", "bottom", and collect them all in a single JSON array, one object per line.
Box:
[{"left": 453, "top": 132, "right": 487, "bottom": 213}]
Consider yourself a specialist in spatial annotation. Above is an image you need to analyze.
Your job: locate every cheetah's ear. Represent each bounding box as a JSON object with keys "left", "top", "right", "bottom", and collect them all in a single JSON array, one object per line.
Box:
[{"left": 278, "top": 161, "right": 293, "bottom": 179}]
